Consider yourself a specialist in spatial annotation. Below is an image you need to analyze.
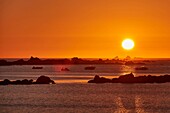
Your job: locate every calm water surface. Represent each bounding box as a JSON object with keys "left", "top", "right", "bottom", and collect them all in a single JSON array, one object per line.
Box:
[
  {"left": 0, "top": 64, "right": 170, "bottom": 112},
  {"left": 0, "top": 64, "right": 170, "bottom": 83},
  {"left": 0, "top": 83, "right": 170, "bottom": 113}
]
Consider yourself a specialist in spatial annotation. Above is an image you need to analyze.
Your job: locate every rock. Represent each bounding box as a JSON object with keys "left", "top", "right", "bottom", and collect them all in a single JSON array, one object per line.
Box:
[
  {"left": 12, "top": 80, "right": 21, "bottom": 84},
  {"left": 88, "top": 75, "right": 112, "bottom": 83},
  {"left": 0, "top": 76, "right": 55, "bottom": 85},
  {"left": 118, "top": 73, "right": 135, "bottom": 83},
  {"left": 36, "top": 75, "right": 55, "bottom": 84},
  {"left": 0, "top": 60, "right": 11, "bottom": 66},
  {"left": 0, "top": 79, "right": 11, "bottom": 85},
  {"left": 27, "top": 56, "right": 42, "bottom": 65},
  {"left": 118, "top": 72, "right": 134, "bottom": 79},
  {"left": 21, "top": 79, "right": 33, "bottom": 84},
  {"left": 88, "top": 73, "right": 170, "bottom": 84}
]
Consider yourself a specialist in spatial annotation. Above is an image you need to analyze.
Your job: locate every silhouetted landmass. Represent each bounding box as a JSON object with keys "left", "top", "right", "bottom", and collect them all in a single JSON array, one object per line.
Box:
[
  {"left": 88, "top": 73, "right": 170, "bottom": 84},
  {"left": 32, "top": 66, "right": 43, "bottom": 69},
  {"left": 0, "top": 60, "right": 11, "bottom": 66},
  {"left": 0, "top": 56, "right": 148, "bottom": 65},
  {"left": 84, "top": 66, "right": 96, "bottom": 70},
  {"left": 0, "top": 75, "right": 55, "bottom": 85},
  {"left": 36, "top": 75, "right": 55, "bottom": 84}
]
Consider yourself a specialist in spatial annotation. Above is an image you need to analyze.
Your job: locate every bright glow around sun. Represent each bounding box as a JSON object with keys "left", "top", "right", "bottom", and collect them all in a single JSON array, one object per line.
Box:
[{"left": 122, "top": 39, "right": 135, "bottom": 50}]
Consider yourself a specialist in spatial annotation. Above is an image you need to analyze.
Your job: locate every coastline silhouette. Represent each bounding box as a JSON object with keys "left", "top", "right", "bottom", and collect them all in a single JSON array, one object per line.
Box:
[
  {"left": 88, "top": 73, "right": 170, "bottom": 84},
  {"left": 0, "top": 56, "right": 147, "bottom": 65},
  {"left": 0, "top": 75, "right": 55, "bottom": 85}
]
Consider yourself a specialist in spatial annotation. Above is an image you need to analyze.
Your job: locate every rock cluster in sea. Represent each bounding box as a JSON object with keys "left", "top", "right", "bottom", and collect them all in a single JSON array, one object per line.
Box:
[
  {"left": 0, "top": 75, "right": 55, "bottom": 85},
  {"left": 0, "top": 56, "right": 146, "bottom": 65},
  {"left": 88, "top": 73, "right": 170, "bottom": 83}
]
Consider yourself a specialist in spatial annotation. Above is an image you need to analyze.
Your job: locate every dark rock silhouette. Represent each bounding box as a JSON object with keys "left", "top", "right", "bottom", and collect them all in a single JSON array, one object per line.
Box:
[
  {"left": 11, "top": 79, "right": 33, "bottom": 85},
  {"left": 21, "top": 79, "right": 33, "bottom": 84},
  {"left": 36, "top": 75, "right": 55, "bottom": 84},
  {"left": 84, "top": 66, "right": 96, "bottom": 70},
  {"left": 0, "top": 79, "right": 11, "bottom": 85},
  {"left": 0, "top": 60, "right": 11, "bottom": 66},
  {"left": 0, "top": 56, "right": 148, "bottom": 65},
  {"left": 88, "top": 75, "right": 112, "bottom": 83},
  {"left": 117, "top": 72, "right": 135, "bottom": 83},
  {"left": 32, "top": 66, "right": 43, "bottom": 69},
  {"left": 13, "top": 59, "right": 25, "bottom": 65},
  {"left": 0, "top": 76, "right": 55, "bottom": 85},
  {"left": 27, "top": 56, "right": 42, "bottom": 65},
  {"left": 88, "top": 73, "right": 170, "bottom": 84}
]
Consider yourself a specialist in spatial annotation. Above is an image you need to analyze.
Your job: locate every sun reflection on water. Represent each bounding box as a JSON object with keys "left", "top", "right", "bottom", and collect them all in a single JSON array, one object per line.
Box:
[{"left": 114, "top": 96, "right": 146, "bottom": 113}]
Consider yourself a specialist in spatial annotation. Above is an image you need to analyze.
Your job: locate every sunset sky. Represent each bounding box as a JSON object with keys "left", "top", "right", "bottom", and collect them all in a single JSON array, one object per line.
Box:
[{"left": 1, "top": 0, "right": 170, "bottom": 58}]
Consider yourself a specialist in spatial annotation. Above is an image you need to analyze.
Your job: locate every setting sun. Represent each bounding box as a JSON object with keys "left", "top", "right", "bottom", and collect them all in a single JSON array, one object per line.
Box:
[{"left": 122, "top": 39, "right": 135, "bottom": 50}]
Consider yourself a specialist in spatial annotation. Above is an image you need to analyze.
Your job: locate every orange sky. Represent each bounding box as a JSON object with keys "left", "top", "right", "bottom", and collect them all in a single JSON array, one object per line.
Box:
[{"left": 1, "top": 0, "right": 170, "bottom": 58}]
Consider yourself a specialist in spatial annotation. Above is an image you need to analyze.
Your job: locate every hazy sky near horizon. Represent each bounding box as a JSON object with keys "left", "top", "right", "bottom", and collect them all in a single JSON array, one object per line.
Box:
[{"left": 1, "top": 0, "right": 170, "bottom": 58}]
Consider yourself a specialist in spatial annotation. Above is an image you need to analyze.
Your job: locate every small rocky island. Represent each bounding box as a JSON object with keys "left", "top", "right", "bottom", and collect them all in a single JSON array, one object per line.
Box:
[
  {"left": 0, "top": 75, "right": 55, "bottom": 85},
  {"left": 88, "top": 73, "right": 170, "bottom": 83}
]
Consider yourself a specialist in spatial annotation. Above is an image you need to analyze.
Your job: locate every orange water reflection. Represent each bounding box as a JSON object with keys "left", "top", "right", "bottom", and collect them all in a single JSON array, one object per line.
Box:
[
  {"left": 55, "top": 79, "right": 88, "bottom": 84},
  {"left": 114, "top": 96, "right": 146, "bottom": 113}
]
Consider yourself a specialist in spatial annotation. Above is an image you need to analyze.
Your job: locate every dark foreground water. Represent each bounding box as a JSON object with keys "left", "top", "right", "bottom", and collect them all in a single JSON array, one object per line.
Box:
[
  {"left": 0, "top": 62, "right": 170, "bottom": 113},
  {"left": 0, "top": 83, "right": 170, "bottom": 113}
]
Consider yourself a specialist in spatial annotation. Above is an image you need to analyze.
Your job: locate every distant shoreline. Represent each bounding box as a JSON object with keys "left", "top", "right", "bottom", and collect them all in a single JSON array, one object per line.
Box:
[
  {"left": 0, "top": 56, "right": 167, "bottom": 66},
  {"left": 1, "top": 57, "right": 170, "bottom": 60}
]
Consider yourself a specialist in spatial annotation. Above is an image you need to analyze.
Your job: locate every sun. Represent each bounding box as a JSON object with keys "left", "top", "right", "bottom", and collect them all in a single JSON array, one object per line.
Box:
[{"left": 122, "top": 39, "right": 135, "bottom": 50}]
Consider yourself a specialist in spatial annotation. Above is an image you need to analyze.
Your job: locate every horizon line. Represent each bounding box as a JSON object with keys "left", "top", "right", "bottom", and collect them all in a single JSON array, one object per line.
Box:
[{"left": 1, "top": 57, "right": 170, "bottom": 59}]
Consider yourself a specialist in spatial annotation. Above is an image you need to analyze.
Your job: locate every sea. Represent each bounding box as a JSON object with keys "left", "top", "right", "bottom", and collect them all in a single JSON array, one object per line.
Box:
[{"left": 0, "top": 59, "right": 170, "bottom": 113}]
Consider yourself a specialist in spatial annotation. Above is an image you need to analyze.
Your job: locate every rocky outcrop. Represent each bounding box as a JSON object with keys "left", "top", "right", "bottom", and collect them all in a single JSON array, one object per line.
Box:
[
  {"left": 88, "top": 75, "right": 112, "bottom": 83},
  {"left": 0, "top": 79, "right": 33, "bottom": 85},
  {"left": 0, "top": 79, "right": 11, "bottom": 85},
  {"left": 0, "top": 75, "right": 55, "bottom": 85},
  {"left": 88, "top": 73, "right": 170, "bottom": 84},
  {"left": 35, "top": 75, "right": 55, "bottom": 84}
]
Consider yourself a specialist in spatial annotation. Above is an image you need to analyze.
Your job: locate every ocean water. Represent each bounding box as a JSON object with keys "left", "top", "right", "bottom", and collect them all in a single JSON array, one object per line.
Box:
[
  {"left": 0, "top": 63, "right": 170, "bottom": 83},
  {"left": 0, "top": 63, "right": 170, "bottom": 112},
  {"left": 0, "top": 83, "right": 170, "bottom": 113}
]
